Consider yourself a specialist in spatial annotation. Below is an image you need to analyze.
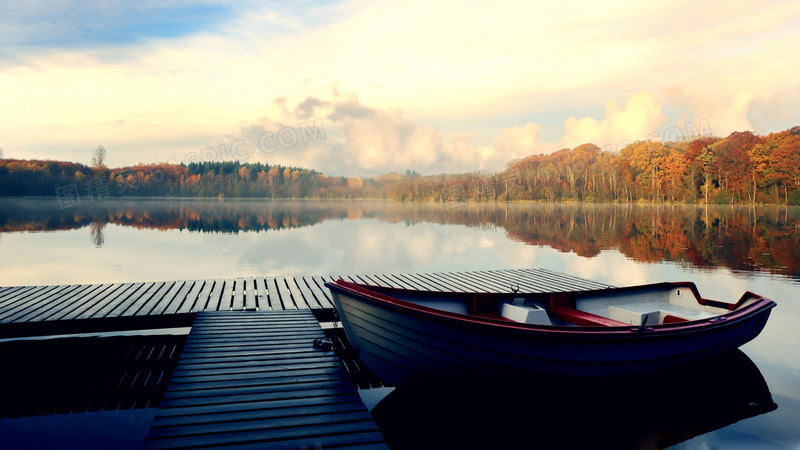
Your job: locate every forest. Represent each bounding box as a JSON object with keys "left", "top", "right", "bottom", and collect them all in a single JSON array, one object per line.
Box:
[{"left": 1, "top": 127, "right": 799, "bottom": 204}]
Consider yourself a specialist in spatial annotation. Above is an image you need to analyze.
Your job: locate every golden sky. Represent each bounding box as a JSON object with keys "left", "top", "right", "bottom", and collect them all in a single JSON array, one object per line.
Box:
[{"left": 1, "top": 0, "right": 799, "bottom": 175}]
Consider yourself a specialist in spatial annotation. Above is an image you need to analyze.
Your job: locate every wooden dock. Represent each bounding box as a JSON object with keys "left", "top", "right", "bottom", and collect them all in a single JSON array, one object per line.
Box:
[
  {"left": 144, "top": 310, "right": 387, "bottom": 449},
  {"left": 0, "top": 268, "right": 612, "bottom": 448},
  {"left": 0, "top": 269, "right": 611, "bottom": 337}
]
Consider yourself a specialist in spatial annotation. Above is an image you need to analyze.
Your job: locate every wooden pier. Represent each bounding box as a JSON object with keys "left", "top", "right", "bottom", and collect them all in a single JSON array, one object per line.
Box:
[
  {"left": 144, "top": 310, "right": 386, "bottom": 449},
  {"left": 0, "top": 269, "right": 611, "bottom": 337}
]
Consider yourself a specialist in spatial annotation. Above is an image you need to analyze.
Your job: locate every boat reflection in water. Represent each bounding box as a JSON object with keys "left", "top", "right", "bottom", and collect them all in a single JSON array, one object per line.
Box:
[{"left": 370, "top": 349, "right": 776, "bottom": 449}]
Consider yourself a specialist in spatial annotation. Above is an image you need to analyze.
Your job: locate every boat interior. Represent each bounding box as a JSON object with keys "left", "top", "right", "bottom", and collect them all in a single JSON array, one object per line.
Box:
[{"left": 388, "top": 283, "right": 760, "bottom": 327}]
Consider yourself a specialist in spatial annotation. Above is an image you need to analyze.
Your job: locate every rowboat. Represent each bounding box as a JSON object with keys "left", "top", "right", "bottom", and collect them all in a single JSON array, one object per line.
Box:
[{"left": 324, "top": 279, "right": 775, "bottom": 385}]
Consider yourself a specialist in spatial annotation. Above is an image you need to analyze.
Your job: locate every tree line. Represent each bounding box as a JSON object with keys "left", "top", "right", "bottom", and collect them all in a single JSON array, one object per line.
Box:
[{"left": 1, "top": 127, "right": 799, "bottom": 204}]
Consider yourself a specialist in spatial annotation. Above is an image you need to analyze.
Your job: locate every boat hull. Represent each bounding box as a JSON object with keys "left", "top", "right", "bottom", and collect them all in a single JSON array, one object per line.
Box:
[{"left": 327, "top": 283, "right": 775, "bottom": 385}]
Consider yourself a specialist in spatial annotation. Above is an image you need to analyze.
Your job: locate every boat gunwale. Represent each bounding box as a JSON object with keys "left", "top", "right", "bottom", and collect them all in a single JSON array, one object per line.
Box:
[{"left": 325, "top": 280, "right": 776, "bottom": 337}]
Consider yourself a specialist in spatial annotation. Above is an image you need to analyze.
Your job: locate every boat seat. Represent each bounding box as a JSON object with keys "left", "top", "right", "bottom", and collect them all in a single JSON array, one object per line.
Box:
[
  {"left": 499, "top": 302, "right": 552, "bottom": 325},
  {"left": 606, "top": 302, "right": 713, "bottom": 325},
  {"left": 549, "top": 292, "right": 628, "bottom": 327},
  {"left": 550, "top": 307, "right": 629, "bottom": 327}
]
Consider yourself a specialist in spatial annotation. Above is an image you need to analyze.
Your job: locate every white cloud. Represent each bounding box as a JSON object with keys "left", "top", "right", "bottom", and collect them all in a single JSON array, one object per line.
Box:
[
  {"left": 493, "top": 123, "right": 544, "bottom": 160},
  {"left": 560, "top": 92, "right": 667, "bottom": 150},
  {"left": 226, "top": 92, "right": 572, "bottom": 175}
]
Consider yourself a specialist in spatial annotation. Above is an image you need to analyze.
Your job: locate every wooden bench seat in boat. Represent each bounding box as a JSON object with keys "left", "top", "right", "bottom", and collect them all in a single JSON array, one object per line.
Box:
[
  {"left": 549, "top": 307, "right": 630, "bottom": 327},
  {"left": 606, "top": 302, "right": 715, "bottom": 326},
  {"left": 548, "top": 292, "right": 629, "bottom": 327}
]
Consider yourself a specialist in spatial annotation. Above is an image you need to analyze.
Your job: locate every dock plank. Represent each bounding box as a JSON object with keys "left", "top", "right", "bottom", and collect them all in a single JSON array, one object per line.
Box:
[
  {"left": 0, "top": 286, "right": 30, "bottom": 303},
  {"left": 254, "top": 277, "right": 269, "bottom": 311},
  {"left": 307, "top": 276, "right": 334, "bottom": 308},
  {"left": 399, "top": 273, "right": 442, "bottom": 291},
  {"left": 243, "top": 277, "right": 256, "bottom": 311},
  {"left": 22, "top": 284, "right": 111, "bottom": 322},
  {"left": 275, "top": 277, "right": 300, "bottom": 310},
  {"left": 463, "top": 270, "right": 516, "bottom": 292},
  {"left": 50, "top": 283, "right": 132, "bottom": 321},
  {"left": 292, "top": 277, "right": 325, "bottom": 309},
  {"left": 84, "top": 282, "right": 146, "bottom": 319},
  {"left": 232, "top": 278, "right": 245, "bottom": 311},
  {"left": 415, "top": 272, "right": 465, "bottom": 292},
  {"left": 0, "top": 285, "right": 51, "bottom": 311},
  {"left": 204, "top": 279, "right": 225, "bottom": 311},
  {"left": 62, "top": 282, "right": 138, "bottom": 321},
  {"left": 126, "top": 281, "right": 175, "bottom": 316},
  {"left": 157, "top": 281, "right": 196, "bottom": 316},
  {"left": 437, "top": 271, "right": 487, "bottom": 291},
  {"left": 265, "top": 278, "right": 284, "bottom": 311},
  {"left": 219, "top": 278, "right": 235, "bottom": 311},
  {"left": 114, "top": 282, "right": 163, "bottom": 316},
  {"left": 0, "top": 284, "right": 76, "bottom": 322},
  {"left": 366, "top": 274, "right": 405, "bottom": 288},
  {"left": 487, "top": 268, "right": 560, "bottom": 292},
  {"left": 140, "top": 281, "right": 186, "bottom": 316},
  {"left": 171, "top": 280, "right": 205, "bottom": 315},
  {"left": 186, "top": 280, "right": 214, "bottom": 313}
]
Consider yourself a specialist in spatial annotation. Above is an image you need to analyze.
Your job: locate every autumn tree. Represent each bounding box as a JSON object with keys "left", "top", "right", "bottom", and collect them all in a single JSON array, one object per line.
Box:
[
  {"left": 708, "top": 132, "right": 761, "bottom": 202},
  {"left": 767, "top": 133, "right": 800, "bottom": 203},
  {"left": 686, "top": 137, "right": 718, "bottom": 202},
  {"left": 238, "top": 166, "right": 251, "bottom": 182},
  {"left": 622, "top": 141, "right": 670, "bottom": 200},
  {"left": 660, "top": 150, "right": 690, "bottom": 201}
]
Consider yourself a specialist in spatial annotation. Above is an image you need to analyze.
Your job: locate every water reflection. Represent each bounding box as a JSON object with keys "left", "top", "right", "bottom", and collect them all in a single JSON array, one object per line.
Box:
[
  {"left": 1, "top": 199, "right": 798, "bottom": 279},
  {"left": 371, "top": 350, "right": 776, "bottom": 449},
  {"left": 90, "top": 222, "right": 105, "bottom": 247},
  {"left": 0, "top": 333, "right": 185, "bottom": 449}
]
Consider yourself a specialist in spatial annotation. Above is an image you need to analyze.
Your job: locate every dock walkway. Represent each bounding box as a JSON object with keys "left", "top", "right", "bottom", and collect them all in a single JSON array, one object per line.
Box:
[{"left": 144, "top": 310, "right": 387, "bottom": 449}]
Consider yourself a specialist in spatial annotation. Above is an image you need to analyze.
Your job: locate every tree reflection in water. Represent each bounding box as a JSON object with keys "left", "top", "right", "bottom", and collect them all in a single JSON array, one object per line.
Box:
[
  {"left": 90, "top": 222, "right": 105, "bottom": 248},
  {"left": 0, "top": 199, "right": 798, "bottom": 279}
]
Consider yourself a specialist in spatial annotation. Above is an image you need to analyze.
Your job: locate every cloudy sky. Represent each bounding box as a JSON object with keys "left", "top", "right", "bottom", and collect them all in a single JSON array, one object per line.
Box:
[{"left": 1, "top": 0, "right": 799, "bottom": 175}]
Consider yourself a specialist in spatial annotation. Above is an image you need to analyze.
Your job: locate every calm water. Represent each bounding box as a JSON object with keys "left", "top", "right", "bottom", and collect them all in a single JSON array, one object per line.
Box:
[{"left": 0, "top": 198, "right": 799, "bottom": 448}]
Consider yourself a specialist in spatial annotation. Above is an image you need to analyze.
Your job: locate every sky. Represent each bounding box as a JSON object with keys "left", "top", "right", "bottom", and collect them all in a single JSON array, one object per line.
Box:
[{"left": 1, "top": 0, "right": 799, "bottom": 176}]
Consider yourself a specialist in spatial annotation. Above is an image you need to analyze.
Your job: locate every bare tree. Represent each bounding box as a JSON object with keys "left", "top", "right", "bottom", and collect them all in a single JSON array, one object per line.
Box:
[
  {"left": 92, "top": 145, "right": 107, "bottom": 169},
  {"left": 0, "top": 147, "right": 4, "bottom": 159}
]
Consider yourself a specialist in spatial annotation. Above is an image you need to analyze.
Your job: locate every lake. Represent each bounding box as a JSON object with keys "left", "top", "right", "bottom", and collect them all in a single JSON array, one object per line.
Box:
[{"left": 0, "top": 198, "right": 798, "bottom": 448}]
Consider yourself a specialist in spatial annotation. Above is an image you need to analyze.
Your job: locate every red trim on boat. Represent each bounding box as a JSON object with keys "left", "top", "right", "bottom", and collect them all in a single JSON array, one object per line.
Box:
[{"left": 550, "top": 292, "right": 572, "bottom": 309}]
